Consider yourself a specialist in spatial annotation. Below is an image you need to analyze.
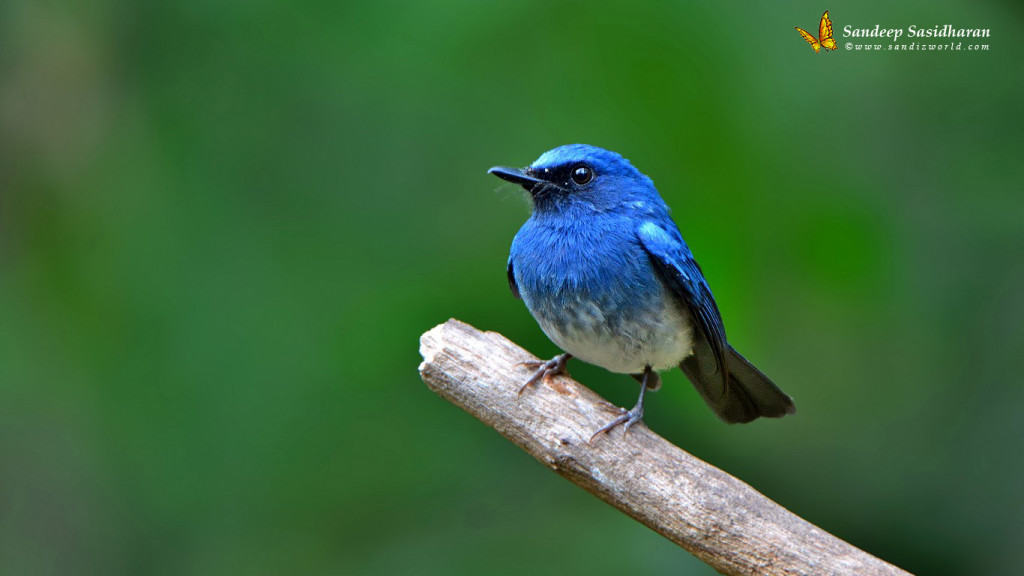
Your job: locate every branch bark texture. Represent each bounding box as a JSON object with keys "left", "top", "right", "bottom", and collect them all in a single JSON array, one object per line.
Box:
[{"left": 418, "top": 318, "right": 911, "bottom": 576}]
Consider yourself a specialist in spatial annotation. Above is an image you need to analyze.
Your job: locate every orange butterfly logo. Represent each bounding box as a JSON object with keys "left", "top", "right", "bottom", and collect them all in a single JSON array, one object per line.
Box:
[{"left": 795, "top": 11, "right": 837, "bottom": 53}]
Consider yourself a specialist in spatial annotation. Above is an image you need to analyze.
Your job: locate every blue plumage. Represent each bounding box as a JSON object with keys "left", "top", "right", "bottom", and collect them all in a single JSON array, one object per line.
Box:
[{"left": 490, "top": 144, "right": 794, "bottom": 438}]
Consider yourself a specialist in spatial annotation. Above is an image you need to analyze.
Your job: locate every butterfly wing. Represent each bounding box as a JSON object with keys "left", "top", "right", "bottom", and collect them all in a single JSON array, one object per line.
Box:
[
  {"left": 795, "top": 27, "right": 821, "bottom": 53},
  {"left": 819, "top": 11, "right": 837, "bottom": 50}
]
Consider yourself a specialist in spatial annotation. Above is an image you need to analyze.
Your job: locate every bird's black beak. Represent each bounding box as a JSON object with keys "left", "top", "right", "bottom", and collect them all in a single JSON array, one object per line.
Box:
[{"left": 488, "top": 166, "right": 546, "bottom": 191}]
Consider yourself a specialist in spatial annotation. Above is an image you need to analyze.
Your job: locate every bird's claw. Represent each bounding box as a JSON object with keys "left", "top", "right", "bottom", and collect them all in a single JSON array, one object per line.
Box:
[
  {"left": 589, "top": 405, "right": 645, "bottom": 443},
  {"left": 517, "top": 353, "right": 571, "bottom": 396}
]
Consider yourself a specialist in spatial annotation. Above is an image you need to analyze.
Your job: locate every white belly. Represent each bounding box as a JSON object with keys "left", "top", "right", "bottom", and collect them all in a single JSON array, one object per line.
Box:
[{"left": 534, "top": 295, "right": 694, "bottom": 374}]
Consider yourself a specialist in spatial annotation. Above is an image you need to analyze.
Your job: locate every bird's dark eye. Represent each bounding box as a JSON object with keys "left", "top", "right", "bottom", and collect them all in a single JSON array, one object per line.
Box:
[{"left": 571, "top": 165, "right": 593, "bottom": 185}]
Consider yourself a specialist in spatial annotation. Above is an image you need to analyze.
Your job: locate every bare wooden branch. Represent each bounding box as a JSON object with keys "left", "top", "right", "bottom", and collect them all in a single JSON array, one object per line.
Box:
[{"left": 418, "top": 319, "right": 912, "bottom": 576}]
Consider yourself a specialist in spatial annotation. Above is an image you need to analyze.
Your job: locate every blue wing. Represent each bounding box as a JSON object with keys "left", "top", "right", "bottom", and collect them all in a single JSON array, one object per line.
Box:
[
  {"left": 638, "top": 221, "right": 795, "bottom": 423},
  {"left": 507, "top": 258, "right": 521, "bottom": 299},
  {"left": 636, "top": 221, "right": 727, "bottom": 386}
]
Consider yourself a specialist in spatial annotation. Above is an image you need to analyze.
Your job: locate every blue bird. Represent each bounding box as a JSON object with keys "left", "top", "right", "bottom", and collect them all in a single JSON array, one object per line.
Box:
[{"left": 489, "top": 144, "right": 795, "bottom": 440}]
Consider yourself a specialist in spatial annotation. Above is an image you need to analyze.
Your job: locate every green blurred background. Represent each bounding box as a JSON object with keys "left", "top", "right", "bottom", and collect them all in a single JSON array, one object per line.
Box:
[{"left": 2, "top": 0, "right": 1021, "bottom": 574}]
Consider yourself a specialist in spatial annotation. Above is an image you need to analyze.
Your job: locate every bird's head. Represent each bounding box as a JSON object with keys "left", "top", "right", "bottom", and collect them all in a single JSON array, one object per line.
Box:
[{"left": 489, "top": 144, "right": 659, "bottom": 214}]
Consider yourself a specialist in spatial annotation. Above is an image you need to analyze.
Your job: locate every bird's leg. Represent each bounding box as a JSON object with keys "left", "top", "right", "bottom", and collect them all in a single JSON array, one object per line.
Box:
[
  {"left": 630, "top": 369, "right": 661, "bottom": 391},
  {"left": 590, "top": 366, "right": 658, "bottom": 442},
  {"left": 517, "top": 353, "right": 572, "bottom": 396}
]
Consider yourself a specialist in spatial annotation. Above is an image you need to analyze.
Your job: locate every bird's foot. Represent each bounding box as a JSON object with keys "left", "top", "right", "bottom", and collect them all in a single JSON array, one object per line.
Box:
[
  {"left": 590, "top": 366, "right": 654, "bottom": 443},
  {"left": 589, "top": 405, "right": 645, "bottom": 443},
  {"left": 517, "top": 353, "right": 572, "bottom": 396}
]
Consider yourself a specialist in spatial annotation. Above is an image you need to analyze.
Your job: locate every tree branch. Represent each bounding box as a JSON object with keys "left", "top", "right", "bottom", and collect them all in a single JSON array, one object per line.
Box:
[{"left": 418, "top": 319, "right": 911, "bottom": 576}]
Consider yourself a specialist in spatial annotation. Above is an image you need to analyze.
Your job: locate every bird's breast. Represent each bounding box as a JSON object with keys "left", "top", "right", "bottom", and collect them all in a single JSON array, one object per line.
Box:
[{"left": 511, "top": 217, "right": 694, "bottom": 374}]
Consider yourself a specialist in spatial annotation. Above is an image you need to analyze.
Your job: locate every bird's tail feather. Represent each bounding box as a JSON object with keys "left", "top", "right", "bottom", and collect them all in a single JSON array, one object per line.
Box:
[{"left": 680, "top": 345, "right": 795, "bottom": 424}]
